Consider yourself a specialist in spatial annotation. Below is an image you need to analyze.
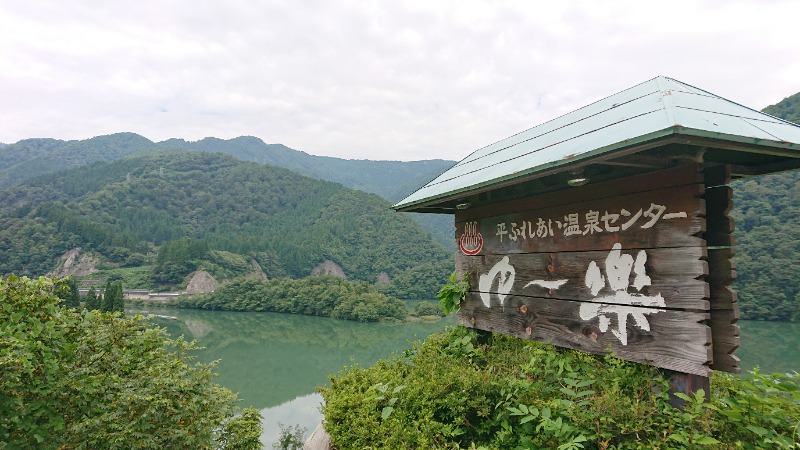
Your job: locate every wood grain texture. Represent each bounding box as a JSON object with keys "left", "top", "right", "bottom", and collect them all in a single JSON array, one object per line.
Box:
[
  {"left": 707, "top": 248, "right": 737, "bottom": 306},
  {"left": 456, "top": 163, "right": 704, "bottom": 223},
  {"left": 703, "top": 165, "right": 740, "bottom": 373},
  {"left": 456, "top": 293, "right": 712, "bottom": 376},
  {"left": 456, "top": 248, "right": 709, "bottom": 311},
  {"left": 703, "top": 164, "right": 732, "bottom": 188},
  {"left": 440, "top": 163, "right": 740, "bottom": 377},
  {"left": 709, "top": 305, "right": 741, "bottom": 373},
  {"left": 455, "top": 184, "right": 706, "bottom": 255}
]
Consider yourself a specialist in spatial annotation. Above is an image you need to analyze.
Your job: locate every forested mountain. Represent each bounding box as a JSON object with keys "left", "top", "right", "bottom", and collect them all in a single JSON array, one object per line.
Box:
[
  {"left": 0, "top": 133, "right": 456, "bottom": 246},
  {"left": 730, "top": 92, "right": 800, "bottom": 321},
  {"left": 762, "top": 91, "right": 800, "bottom": 124},
  {"left": 0, "top": 134, "right": 453, "bottom": 201},
  {"left": 0, "top": 133, "right": 158, "bottom": 188},
  {"left": 0, "top": 152, "right": 452, "bottom": 292},
  {"left": 157, "top": 136, "right": 454, "bottom": 203},
  {"left": 156, "top": 136, "right": 456, "bottom": 247}
]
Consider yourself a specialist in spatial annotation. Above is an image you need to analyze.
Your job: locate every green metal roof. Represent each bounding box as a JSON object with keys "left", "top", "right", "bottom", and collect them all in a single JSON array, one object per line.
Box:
[{"left": 394, "top": 76, "right": 800, "bottom": 212}]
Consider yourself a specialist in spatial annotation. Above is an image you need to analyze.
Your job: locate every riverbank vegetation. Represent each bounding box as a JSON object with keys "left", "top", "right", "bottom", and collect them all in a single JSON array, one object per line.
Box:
[
  {"left": 179, "top": 276, "right": 410, "bottom": 322},
  {"left": 0, "top": 276, "right": 262, "bottom": 449},
  {"left": 320, "top": 327, "right": 800, "bottom": 449}
]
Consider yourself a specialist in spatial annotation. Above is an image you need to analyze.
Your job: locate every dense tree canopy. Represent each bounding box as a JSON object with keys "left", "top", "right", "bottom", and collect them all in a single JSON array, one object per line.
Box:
[
  {"left": 0, "top": 133, "right": 455, "bottom": 246},
  {"left": 762, "top": 91, "right": 800, "bottom": 125},
  {"left": 0, "top": 151, "right": 452, "bottom": 292},
  {"left": 0, "top": 276, "right": 259, "bottom": 449},
  {"left": 183, "top": 275, "right": 409, "bottom": 322},
  {"left": 731, "top": 170, "right": 800, "bottom": 321},
  {"left": 726, "top": 93, "right": 800, "bottom": 321}
]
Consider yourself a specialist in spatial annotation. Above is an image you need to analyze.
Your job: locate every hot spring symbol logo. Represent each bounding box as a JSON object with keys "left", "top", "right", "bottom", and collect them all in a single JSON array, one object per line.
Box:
[{"left": 460, "top": 221, "right": 483, "bottom": 255}]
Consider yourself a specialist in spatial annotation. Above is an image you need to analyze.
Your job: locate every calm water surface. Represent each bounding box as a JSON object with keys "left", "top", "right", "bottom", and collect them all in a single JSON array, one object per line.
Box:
[
  {"left": 137, "top": 308, "right": 453, "bottom": 447},
  {"left": 136, "top": 308, "right": 799, "bottom": 447}
]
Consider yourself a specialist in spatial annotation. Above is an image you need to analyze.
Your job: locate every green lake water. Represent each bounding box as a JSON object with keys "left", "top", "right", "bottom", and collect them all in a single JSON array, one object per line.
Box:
[{"left": 136, "top": 308, "right": 799, "bottom": 447}]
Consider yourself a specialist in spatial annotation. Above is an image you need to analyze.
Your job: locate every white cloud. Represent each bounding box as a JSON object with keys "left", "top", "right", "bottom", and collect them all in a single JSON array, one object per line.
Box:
[{"left": 1, "top": 0, "right": 798, "bottom": 161}]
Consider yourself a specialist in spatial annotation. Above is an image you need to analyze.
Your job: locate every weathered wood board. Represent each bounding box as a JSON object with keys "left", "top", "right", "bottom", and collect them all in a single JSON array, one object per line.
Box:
[
  {"left": 457, "top": 293, "right": 712, "bottom": 376},
  {"left": 451, "top": 163, "right": 738, "bottom": 376},
  {"left": 455, "top": 183, "right": 705, "bottom": 256},
  {"left": 703, "top": 164, "right": 740, "bottom": 373},
  {"left": 455, "top": 248, "right": 709, "bottom": 311},
  {"left": 457, "top": 163, "right": 705, "bottom": 223}
]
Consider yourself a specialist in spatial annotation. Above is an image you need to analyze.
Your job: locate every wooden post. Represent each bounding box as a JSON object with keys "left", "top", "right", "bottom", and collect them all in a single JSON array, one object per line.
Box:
[{"left": 665, "top": 370, "right": 710, "bottom": 408}]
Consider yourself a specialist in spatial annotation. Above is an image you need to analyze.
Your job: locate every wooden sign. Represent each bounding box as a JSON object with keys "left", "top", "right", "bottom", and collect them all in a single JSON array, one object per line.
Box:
[{"left": 453, "top": 163, "right": 739, "bottom": 377}]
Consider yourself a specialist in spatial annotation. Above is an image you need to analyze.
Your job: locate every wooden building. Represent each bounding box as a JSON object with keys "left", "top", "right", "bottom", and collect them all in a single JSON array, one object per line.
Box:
[{"left": 394, "top": 76, "right": 800, "bottom": 380}]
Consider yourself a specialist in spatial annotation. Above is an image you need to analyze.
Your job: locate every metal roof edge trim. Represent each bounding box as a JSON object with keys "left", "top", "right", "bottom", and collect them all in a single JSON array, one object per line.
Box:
[
  {"left": 394, "top": 124, "right": 800, "bottom": 212},
  {"left": 666, "top": 77, "right": 800, "bottom": 129},
  {"left": 393, "top": 127, "right": 681, "bottom": 211},
  {"left": 674, "top": 127, "right": 800, "bottom": 155}
]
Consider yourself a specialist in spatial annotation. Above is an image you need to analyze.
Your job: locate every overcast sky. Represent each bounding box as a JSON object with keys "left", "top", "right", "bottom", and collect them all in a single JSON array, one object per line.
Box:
[{"left": 1, "top": 0, "right": 798, "bottom": 161}]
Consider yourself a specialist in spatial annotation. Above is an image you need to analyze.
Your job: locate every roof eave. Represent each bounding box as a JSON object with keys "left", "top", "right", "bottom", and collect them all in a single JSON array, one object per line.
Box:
[
  {"left": 394, "top": 125, "right": 800, "bottom": 213},
  {"left": 393, "top": 127, "right": 681, "bottom": 212}
]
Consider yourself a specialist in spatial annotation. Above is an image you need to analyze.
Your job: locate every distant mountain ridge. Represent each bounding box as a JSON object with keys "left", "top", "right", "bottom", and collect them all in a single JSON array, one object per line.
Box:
[
  {"left": 0, "top": 133, "right": 457, "bottom": 246},
  {"left": 0, "top": 133, "right": 455, "bottom": 203},
  {"left": 156, "top": 136, "right": 455, "bottom": 203}
]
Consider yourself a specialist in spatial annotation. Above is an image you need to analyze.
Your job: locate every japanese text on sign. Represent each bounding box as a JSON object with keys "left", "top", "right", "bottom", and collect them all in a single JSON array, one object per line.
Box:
[{"left": 494, "top": 203, "right": 687, "bottom": 243}]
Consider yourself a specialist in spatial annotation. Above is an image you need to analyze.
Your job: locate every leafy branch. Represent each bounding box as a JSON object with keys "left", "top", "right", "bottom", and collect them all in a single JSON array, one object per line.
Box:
[{"left": 436, "top": 271, "right": 470, "bottom": 315}]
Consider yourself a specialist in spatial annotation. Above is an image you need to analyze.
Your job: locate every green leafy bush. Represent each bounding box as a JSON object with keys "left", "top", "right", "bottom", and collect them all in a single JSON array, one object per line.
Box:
[
  {"left": 320, "top": 327, "right": 800, "bottom": 449},
  {"left": 0, "top": 275, "right": 260, "bottom": 449},
  {"left": 436, "top": 271, "right": 470, "bottom": 315},
  {"left": 272, "top": 423, "right": 307, "bottom": 450},
  {"left": 218, "top": 407, "right": 264, "bottom": 450}
]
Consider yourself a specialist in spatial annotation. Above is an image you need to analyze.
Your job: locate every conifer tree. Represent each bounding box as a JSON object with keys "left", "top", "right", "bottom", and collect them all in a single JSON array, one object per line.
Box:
[
  {"left": 84, "top": 287, "right": 100, "bottom": 310},
  {"left": 101, "top": 282, "right": 114, "bottom": 312},
  {"left": 111, "top": 281, "right": 125, "bottom": 312},
  {"left": 55, "top": 277, "right": 81, "bottom": 310},
  {"left": 64, "top": 278, "right": 81, "bottom": 310}
]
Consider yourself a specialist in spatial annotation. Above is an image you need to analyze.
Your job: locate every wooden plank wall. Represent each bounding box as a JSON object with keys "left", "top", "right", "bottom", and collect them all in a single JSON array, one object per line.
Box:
[
  {"left": 704, "top": 164, "right": 741, "bottom": 373},
  {"left": 454, "top": 163, "right": 718, "bottom": 377}
]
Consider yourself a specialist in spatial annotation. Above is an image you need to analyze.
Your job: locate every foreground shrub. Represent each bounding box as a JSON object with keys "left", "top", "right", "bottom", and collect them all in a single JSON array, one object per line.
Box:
[
  {"left": 320, "top": 327, "right": 800, "bottom": 449},
  {"left": 0, "top": 275, "right": 261, "bottom": 449}
]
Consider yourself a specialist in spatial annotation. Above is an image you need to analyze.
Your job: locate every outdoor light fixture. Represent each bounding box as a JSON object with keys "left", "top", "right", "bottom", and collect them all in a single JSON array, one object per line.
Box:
[
  {"left": 567, "top": 168, "right": 589, "bottom": 187},
  {"left": 456, "top": 202, "right": 472, "bottom": 210},
  {"left": 567, "top": 176, "right": 589, "bottom": 187}
]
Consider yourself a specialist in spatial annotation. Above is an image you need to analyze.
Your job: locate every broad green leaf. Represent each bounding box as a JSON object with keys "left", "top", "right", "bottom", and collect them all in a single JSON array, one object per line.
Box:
[{"left": 695, "top": 436, "right": 721, "bottom": 445}]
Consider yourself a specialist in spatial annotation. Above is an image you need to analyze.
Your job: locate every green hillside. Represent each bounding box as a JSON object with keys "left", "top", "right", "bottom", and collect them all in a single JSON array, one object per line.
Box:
[
  {"left": 0, "top": 151, "right": 452, "bottom": 294},
  {"left": 0, "top": 133, "right": 456, "bottom": 246},
  {"left": 1, "top": 91, "right": 797, "bottom": 319},
  {"left": 729, "top": 92, "right": 800, "bottom": 321},
  {"left": 157, "top": 136, "right": 457, "bottom": 248},
  {"left": 0, "top": 133, "right": 157, "bottom": 188},
  {"left": 157, "top": 136, "right": 454, "bottom": 203},
  {"left": 0, "top": 134, "right": 454, "bottom": 200},
  {"left": 762, "top": 91, "right": 800, "bottom": 124}
]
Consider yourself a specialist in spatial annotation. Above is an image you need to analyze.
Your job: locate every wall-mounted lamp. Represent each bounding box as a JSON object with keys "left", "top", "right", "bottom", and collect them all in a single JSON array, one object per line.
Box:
[
  {"left": 567, "top": 177, "right": 589, "bottom": 187},
  {"left": 456, "top": 202, "right": 472, "bottom": 210},
  {"left": 567, "top": 168, "right": 589, "bottom": 187}
]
